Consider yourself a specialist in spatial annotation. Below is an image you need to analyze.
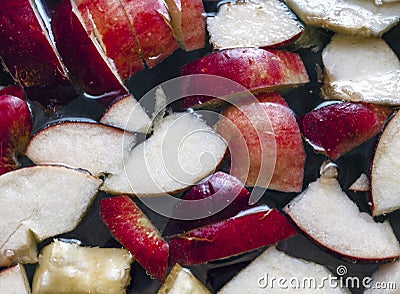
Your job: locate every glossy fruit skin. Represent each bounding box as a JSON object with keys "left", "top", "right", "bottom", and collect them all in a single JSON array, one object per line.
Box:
[
  {"left": 298, "top": 102, "right": 392, "bottom": 160},
  {"left": 0, "top": 94, "right": 32, "bottom": 175}
]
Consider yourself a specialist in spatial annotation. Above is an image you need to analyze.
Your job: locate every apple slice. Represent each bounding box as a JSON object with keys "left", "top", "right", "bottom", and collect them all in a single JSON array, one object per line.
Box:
[
  {"left": 0, "top": 0, "right": 76, "bottom": 109},
  {"left": 207, "top": 0, "right": 302, "bottom": 49},
  {"left": 0, "top": 94, "right": 32, "bottom": 176},
  {"left": 100, "top": 196, "right": 169, "bottom": 281},
  {"left": 219, "top": 246, "right": 349, "bottom": 293},
  {"left": 169, "top": 206, "right": 297, "bottom": 265},
  {"left": 0, "top": 85, "right": 24, "bottom": 98},
  {"left": 102, "top": 112, "right": 226, "bottom": 196},
  {"left": 216, "top": 102, "right": 305, "bottom": 192},
  {"left": 349, "top": 173, "right": 370, "bottom": 192},
  {"left": 121, "top": 0, "right": 178, "bottom": 68},
  {"left": 32, "top": 240, "right": 133, "bottom": 293},
  {"left": 371, "top": 110, "right": 400, "bottom": 216},
  {"left": 164, "top": 0, "right": 206, "bottom": 51},
  {"left": 283, "top": 0, "right": 400, "bottom": 37},
  {"left": 180, "top": 48, "right": 309, "bottom": 109},
  {"left": 297, "top": 102, "right": 392, "bottom": 160},
  {"left": 163, "top": 171, "right": 252, "bottom": 236},
  {"left": 0, "top": 264, "right": 31, "bottom": 294},
  {"left": 364, "top": 259, "right": 400, "bottom": 294},
  {"left": 0, "top": 165, "right": 101, "bottom": 266},
  {"left": 51, "top": 0, "right": 127, "bottom": 101},
  {"left": 284, "top": 165, "right": 400, "bottom": 261},
  {"left": 255, "top": 92, "right": 288, "bottom": 107},
  {"left": 75, "top": 0, "right": 144, "bottom": 80},
  {"left": 100, "top": 94, "right": 152, "bottom": 134},
  {"left": 158, "top": 264, "right": 210, "bottom": 294},
  {"left": 322, "top": 35, "right": 400, "bottom": 105},
  {"left": 25, "top": 121, "right": 136, "bottom": 177}
]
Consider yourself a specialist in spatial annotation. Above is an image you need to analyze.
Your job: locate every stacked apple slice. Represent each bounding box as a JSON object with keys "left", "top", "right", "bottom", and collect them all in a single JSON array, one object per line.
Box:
[{"left": 0, "top": 264, "right": 31, "bottom": 294}]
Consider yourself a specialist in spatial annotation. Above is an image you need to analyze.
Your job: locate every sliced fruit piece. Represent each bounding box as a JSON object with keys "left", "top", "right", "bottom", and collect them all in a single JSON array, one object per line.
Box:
[
  {"left": 100, "top": 94, "right": 151, "bottom": 134},
  {"left": 102, "top": 112, "right": 226, "bottom": 196},
  {"left": 255, "top": 92, "right": 288, "bottom": 107},
  {"left": 364, "top": 259, "right": 400, "bottom": 294},
  {"left": 51, "top": 0, "right": 127, "bottom": 101},
  {"left": 100, "top": 196, "right": 169, "bottom": 281},
  {"left": 283, "top": 0, "right": 400, "bottom": 37},
  {"left": 371, "top": 111, "right": 400, "bottom": 216},
  {"left": 164, "top": 0, "right": 206, "bottom": 51},
  {"left": 169, "top": 206, "right": 297, "bottom": 265},
  {"left": 75, "top": 0, "right": 144, "bottom": 80},
  {"left": 0, "top": 165, "right": 101, "bottom": 266},
  {"left": 163, "top": 172, "right": 252, "bottom": 236},
  {"left": 207, "top": 0, "right": 302, "bottom": 49},
  {"left": 0, "top": 85, "right": 24, "bottom": 98},
  {"left": 349, "top": 173, "right": 370, "bottom": 192},
  {"left": 219, "top": 246, "right": 349, "bottom": 293},
  {"left": 284, "top": 166, "right": 400, "bottom": 261},
  {"left": 158, "top": 264, "right": 210, "bottom": 294},
  {"left": 0, "top": 0, "right": 76, "bottom": 109},
  {"left": 0, "top": 94, "right": 32, "bottom": 175},
  {"left": 0, "top": 264, "right": 31, "bottom": 294},
  {"left": 322, "top": 35, "right": 400, "bottom": 105},
  {"left": 121, "top": 0, "right": 178, "bottom": 68},
  {"left": 25, "top": 121, "right": 136, "bottom": 177},
  {"left": 216, "top": 102, "right": 305, "bottom": 192},
  {"left": 32, "top": 239, "right": 133, "bottom": 294},
  {"left": 297, "top": 102, "right": 392, "bottom": 160},
  {"left": 180, "top": 48, "right": 309, "bottom": 109}
]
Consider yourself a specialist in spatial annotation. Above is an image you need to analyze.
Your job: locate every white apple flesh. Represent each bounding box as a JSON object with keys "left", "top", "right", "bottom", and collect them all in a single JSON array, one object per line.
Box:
[{"left": 0, "top": 264, "right": 31, "bottom": 294}]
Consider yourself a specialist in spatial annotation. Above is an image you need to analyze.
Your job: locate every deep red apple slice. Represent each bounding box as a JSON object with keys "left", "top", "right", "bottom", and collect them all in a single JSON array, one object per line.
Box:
[
  {"left": 100, "top": 196, "right": 169, "bottom": 281},
  {"left": 207, "top": 0, "right": 302, "bottom": 49},
  {"left": 51, "top": 0, "right": 127, "bottom": 102},
  {"left": 121, "top": 0, "right": 178, "bottom": 68},
  {"left": 169, "top": 206, "right": 297, "bottom": 265},
  {"left": 216, "top": 102, "right": 305, "bottom": 192},
  {"left": 180, "top": 48, "right": 309, "bottom": 109},
  {"left": 0, "top": 0, "right": 76, "bottom": 109},
  {"left": 0, "top": 94, "right": 32, "bottom": 176},
  {"left": 0, "top": 85, "right": 23, "bottom": 98},
  {"left": 75, "top": 0, "right": 144, "bottom": 80},
  {"left": 163, "top": 172, "right": 252, "bottom": 236},
  {"left": 284, "top": 166, "right": 400, "bottom": 262},
  {"left": 297, "top": 102, "right": 392, "bottom": 160},
  {"left": 164, "top": 0, "right": 206, "bottom": 51}
]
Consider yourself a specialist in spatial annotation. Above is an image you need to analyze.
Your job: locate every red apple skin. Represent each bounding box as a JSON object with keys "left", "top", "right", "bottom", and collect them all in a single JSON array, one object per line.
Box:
[
  {"left": 50, "top": 0, "right": 127, "bottom": 102},
  {"left": 297, "top": 102, "right": 392, "bottom": 160},
  {"left": 255, "top": 92, "right": 288, "bottom": 107},
  {"left": 216, "top": 102, "right": 305, "bottom": 192},
  {"left": 0, "top": 0, "right": 77, "bottom": 109},
  {"left": 0, "top": 94, "right": 32, "bottom": 175},
  {"left": 169, "top": 208, "right": 297, "bottom": 265},
  {"left": 121, "top": 0, "right": 178, "bottom": 68},
  {"left": 163, "top": 172, "right": 253, "bottom": 237},
  {"left": 75, "top": 0, "right": 144, "bottom": 80},
  {"left": 0, "top": 86, "right": 23, "bottom": 99},
  {"left": 100, "top": 196, "right": 169, "bottom": 281}
]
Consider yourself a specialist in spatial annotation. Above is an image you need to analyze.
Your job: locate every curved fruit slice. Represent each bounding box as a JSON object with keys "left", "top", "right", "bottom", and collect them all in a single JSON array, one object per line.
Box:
[
  {"left": 364, "top": 259, "right": 400, "bottom": 294},
  {"left": 169, "top": 206, "right": 297, "bottom": 265},
  {"left": 0, "top": 165, "right": 101, "bottom": 266},
  {"left": 0, "top": 264, "right": 30, "bottom": 294},
  {"left": 100, "top": 196, "right": 169, "bottom": 281},
  {"left": 283, "top": 0, "right": 400, "bottom": 37},
  {"left": 32, "top": 240, "right": 133, "bottom": 294},
  {"left": 0, "top": 0, "right": 76, "bottom": 109},
  {"left": 371, "top": 111, "right": 400, "bottom": 216},
  {"left": 164, "top": 0, "right": 206, "bottom": 51},
  {"left": 216, "top": 102, "right": 305, "bottom": 192},
  {"left": 51, "top": 0, "right": 127, "bottom": 101},
  {"left": 322, "top": 35, "right": 400, "bottom": 105},
  {"left": 102, "top": 112, "right": 226, "bottom": 196},
  {"left": 297, "top": 102, "right": 392, "bottom": 160},
  {"left": 121, "top": 0, "right": 178, "bottom": 68},
  {"left": 75, "top": 0, "right": 144, "bottom": 80},
  {"left": 100, "top": 94, "right": 151, "bottom": 134},
  {"left": 0, "top": 94, "right": 32, "bottom": 176},
  {"left": 207, "top": 0, "right": 302, "bottom": 49},
  {"left": 219, "top": 246, "right": 349, "bottom": 293},
  {"left": 284, "top": 168, "right": 400, "bottom": 261},
  {"left": 26, "top": 121, "right": 136, "bottom": 177}
]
